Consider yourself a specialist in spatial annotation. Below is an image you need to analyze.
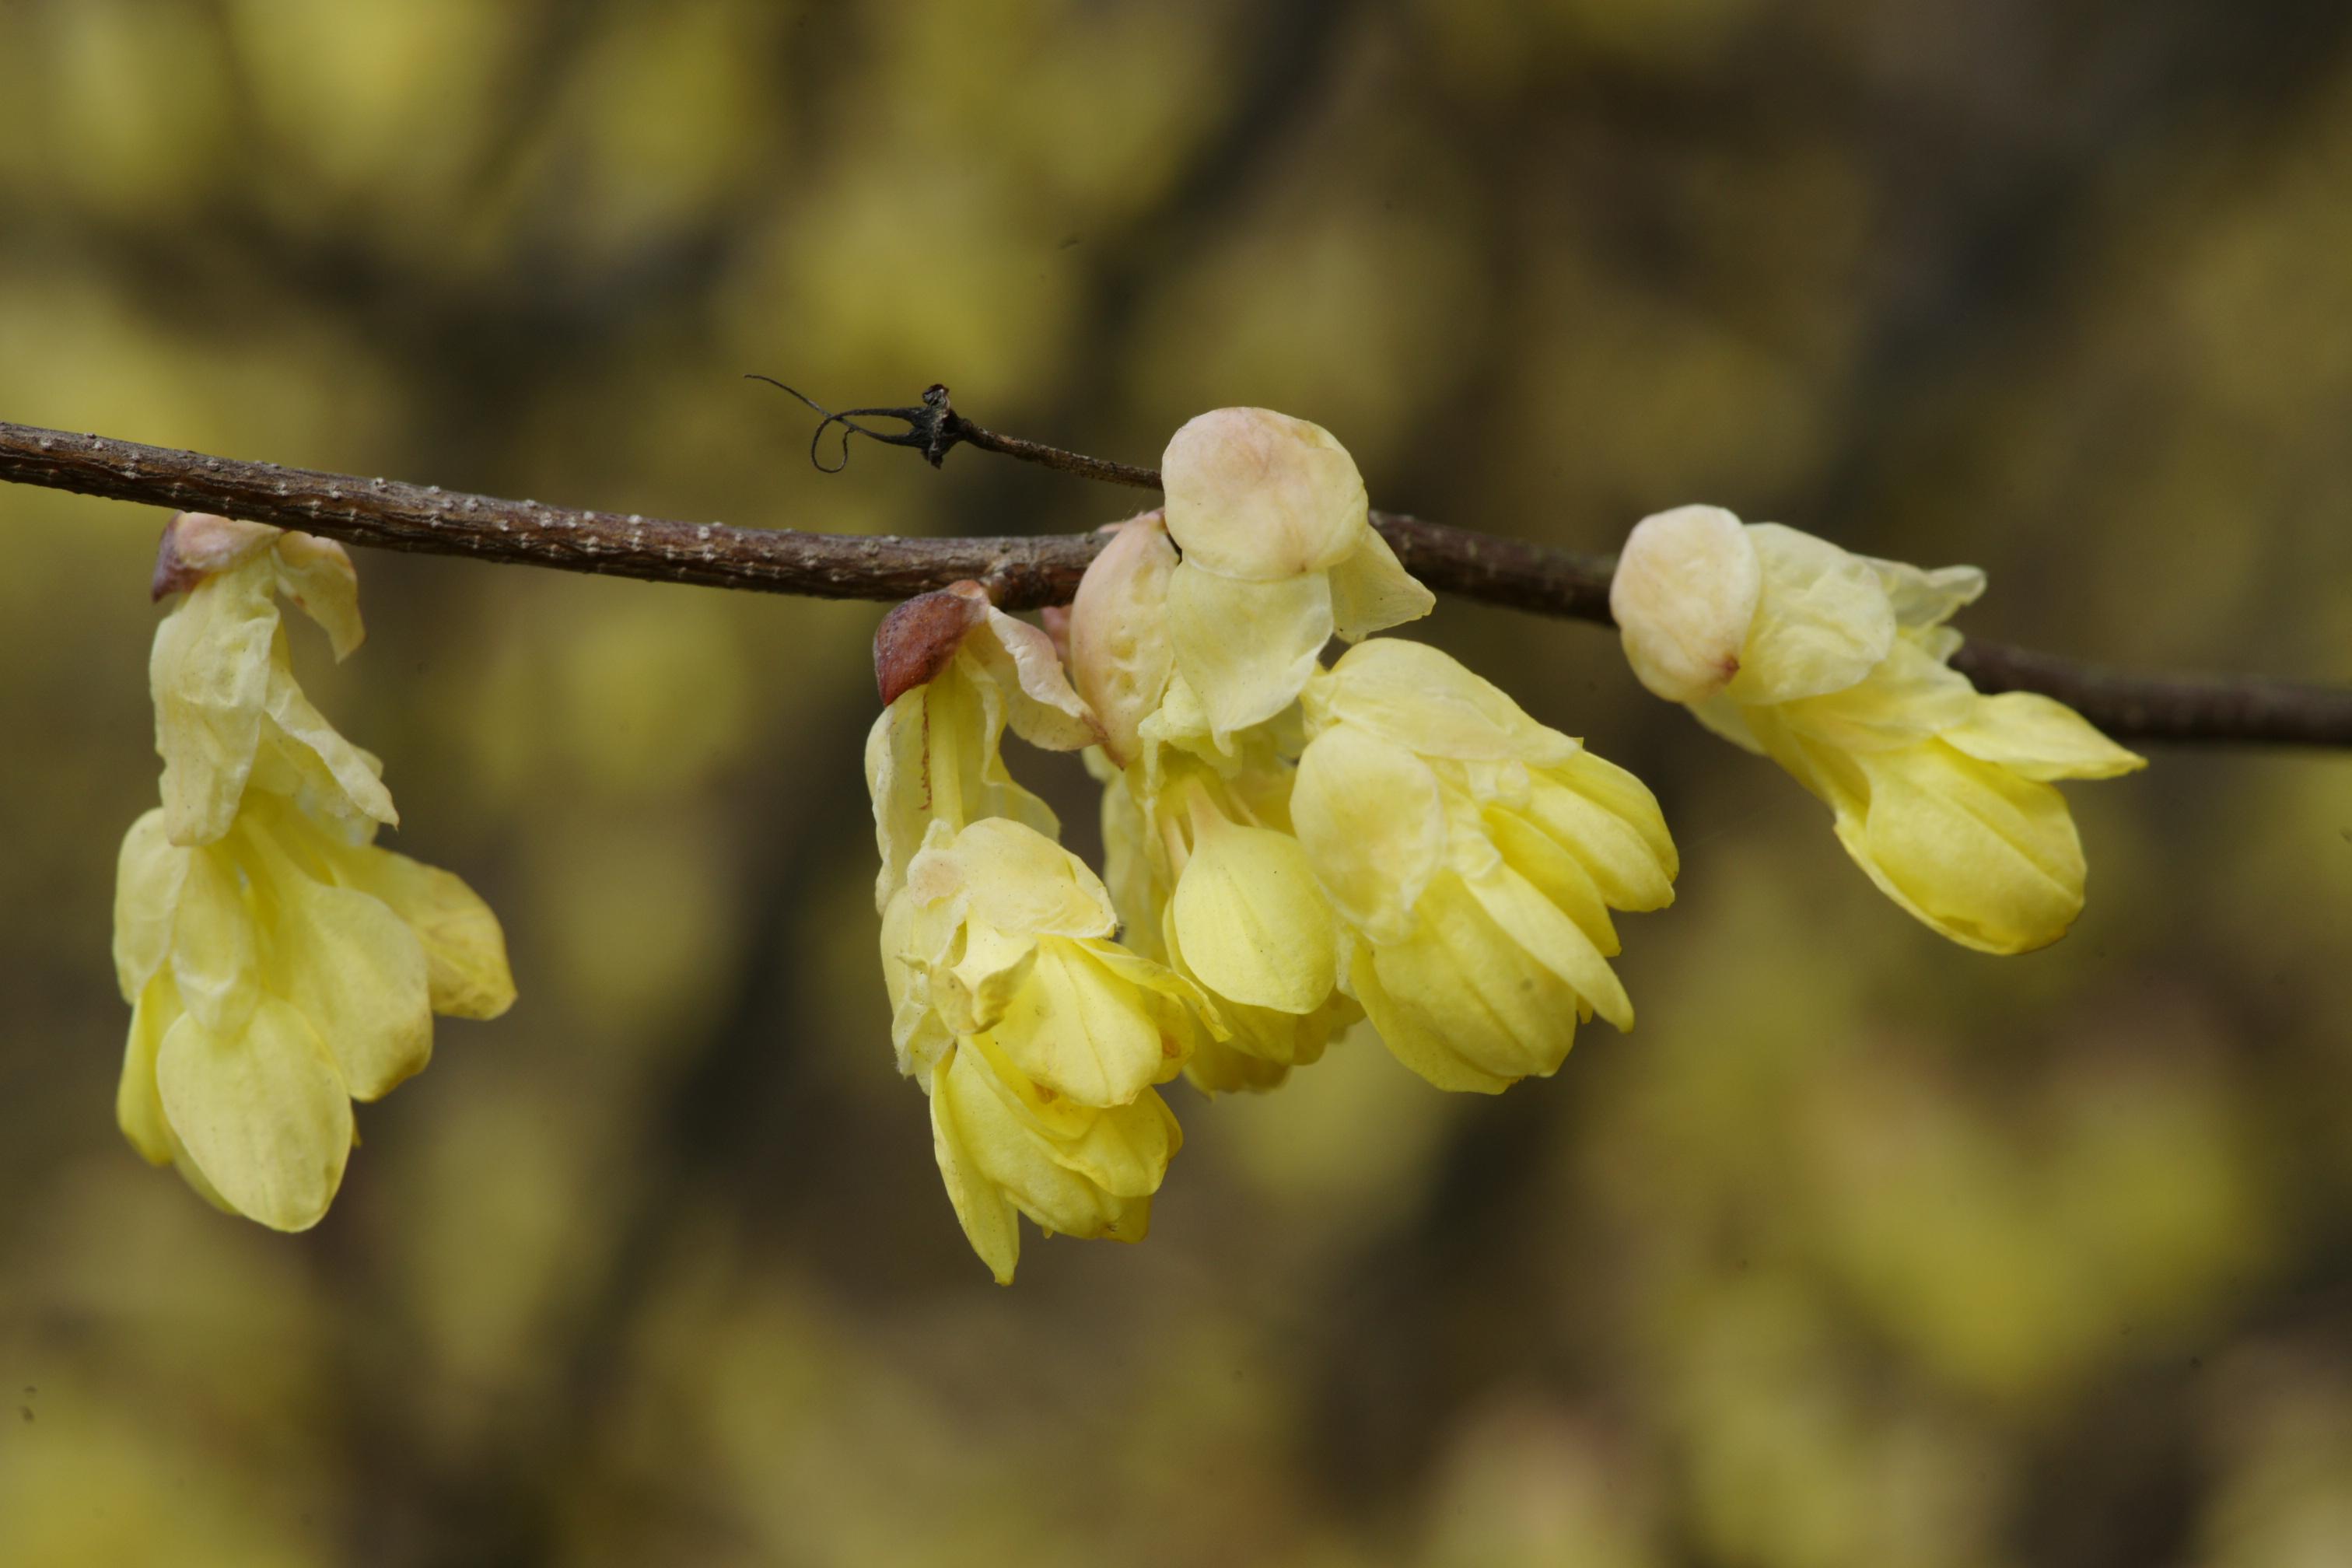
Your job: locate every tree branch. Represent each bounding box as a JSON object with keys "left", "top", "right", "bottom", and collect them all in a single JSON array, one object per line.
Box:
[{"left": 4, "top": 413, "right": 2347, "bottom": 748}]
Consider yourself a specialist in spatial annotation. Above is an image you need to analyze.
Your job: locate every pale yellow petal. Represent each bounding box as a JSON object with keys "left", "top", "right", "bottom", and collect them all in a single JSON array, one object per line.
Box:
[
  {"left": 152, "top": 565, "right": 278, "bottom": 845},
  {"left": 931, "top": 815, "right": 1118, "bottom": 940},
  {"left": 1548, "top": 748, "right": 1682, "bottom": 889},
  {"left": 950, "top": 1029, "right": 1185, "bottom": 1203},
  {"left": 1689, "top": 691, "right": 1767, "bottom": 754},
  {"left": 1367, "top": 880, "right": 1585, "bottom": 1086},
  {"left": 1185, "top": 1033, "right": 1296, "bottom": 1094},
  {"left": 169, "top": 842, "right": 261, "bottom": 1038},
  {"left": 865, "top": 699, "right": 918, "bottom": 908},
  {"left": 882, "top": 888, "right": 954, "bottom": 1080},
  {"left": 1347, "top": 943, "right": 1516, "bottom": 1095},
  {"left": 1777, "top": 634, "right": 1976, "bottom": 752},
  {"left": 1039, "top": 1087, "right": 1180, "bottom": 1199},
  {"left": 865, "top": 691, "right": 946, "bottom": 908},
  {"left": 326, "top": 843, "right": 516, "bottom": 1019},
  {"left": 977, "top": 607, "right": 1103, "bottom": 752},
  {"left": 1095, "top": 766, "right": 1163, "bottom": 954},
  {"left": 156, "top": 996, "right": 353, "bottom": 1232},
  {"left": 272, "top": 532, "right": 365, "bottom": 660},
  {"left": 1327, "top": 525, "right": 1435, "bottom": 641},
  {"left": 1939, "top": 691, "right": 2147, "bottom": 781},
  {"left": 1291, "top": 726, "right": 1446, "bottom": 945},
  {"left": 1136, "top": 669, "right": 1223, "bottom": 762},
  {"left": 938, "top": 1044, "right": 1146, "bottom": 1254},
  {"left": 1162, "top": 407, "right": 1368, "bottom": 580},
  {"left": 1461, "top": 863, "right": 1633, "bottom": 1031},
  {"left": 938, "top": 919, "right": 1041, "bottom": 1037},
  {"left": 266, "top": 870, "right": 435, "bottom": 1101},
  {"left": 1865, "top": 556, "right": 1986, "bottom": 630},
  {"left": 1166, "top": 562, "right": 1332, "bottom": 737},
  {"left": 243, "top": 724, "right": 390, "bottom": 837},
  {"left": 866, "top": 670, "right": 1059, "bottom": 909},
  {"left": 1523, "top": 761, "right": 1678, "bottom": 912},
  {"left": 1612, "top": 504, "right": 1762, "bottom": 704},
  {"left": 169, "top": 1140, "right": 242, "bottom": 1219},
  {"left": 1483, "top": 804, "right": 1619, "bottom": 955},
  {"left": 929, "top": 1052, "right": 1024, "bottom": 1283},
  {"left": 1083, "top": 937, "right": 1223, "bottom": 1047},
  {"left": 1839, "top": 741, "right": 2088, "bottom": 954},
  {"left": 1069, "top": 514, "right": 1177, "bottom": 765},
  {"left": 117, "top": 975, "right": 180, "bottom": 1166},
  {"left": 1727, "top": 522, "right": 1895, "bottom": 705},
  {"left": 1163, "top": 915, "right": 1353, "bottom": 1088},
  {"left": 983, "top": 936, "right": 1172, "bottom": 1108},
  {"left": 1314, "top": 638, "right": 1576, "bottom": 765},
  {"left": 1169, "top": 812, "right": 1336, "bottom": 1014},
  {"left": 113, "top": 809, "right": 190, "bottom": 1002},
  {"left": 261, "top": 641, "right": 399, "bottom": 827}
]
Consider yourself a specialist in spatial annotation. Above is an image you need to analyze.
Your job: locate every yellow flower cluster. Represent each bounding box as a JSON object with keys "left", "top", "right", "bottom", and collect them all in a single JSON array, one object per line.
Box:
[
  {"left": 113, "top": 514, "right": 513, "bottom": 1230},
  {"left": 870, "top": 418, "right": 2146, "bottom": 1281},
  {"left": 870, "top": 411, "right": 1677, "bottom": 1281},
  {"left": 867, "top": 584, "right": 1216, "bottom": 1282},
  {"left": 1611, "top": 505, "right": 2145, "bottom": 953}
]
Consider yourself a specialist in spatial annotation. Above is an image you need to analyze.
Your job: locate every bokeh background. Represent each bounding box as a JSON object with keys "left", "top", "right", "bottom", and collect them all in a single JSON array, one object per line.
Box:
[{"left": 4, "top": 2, "right": 2351, "bottom": 1563}]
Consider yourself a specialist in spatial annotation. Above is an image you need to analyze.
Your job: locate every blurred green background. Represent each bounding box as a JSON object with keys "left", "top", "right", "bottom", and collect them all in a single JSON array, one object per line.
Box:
[{"left": 4, "top": 2, "right": 2351, "bottom": 1563}]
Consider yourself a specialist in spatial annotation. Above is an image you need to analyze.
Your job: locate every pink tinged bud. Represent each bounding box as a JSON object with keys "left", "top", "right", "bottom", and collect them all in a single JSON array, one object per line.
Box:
[
  {"left": 1160, "top": 408, "right": 1368, "bottom": 581},
  {"left": 873, "top": 583, "right": 990, "bottom": 706},
  {"left": 1611, "top": 505, "right": 1762, "bottom": 705},
  {"left": 152, "top": 513, "right": 278, "bottom": 601},
  {"left": 1068, "top": 511, "right": 1177, "bottom": 767}
]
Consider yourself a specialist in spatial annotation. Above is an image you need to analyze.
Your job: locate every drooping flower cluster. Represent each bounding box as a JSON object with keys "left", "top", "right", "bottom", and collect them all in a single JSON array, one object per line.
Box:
[
  {"left": 869, "top": 411, "right": 1679, "bottom": 1280},
  {"left": 1610, "top": 504, "right": 2145, "bottom": 953},
  {"left": 866, "top": 583, "right": 1216, "bottom": 1282},
  {"left": 113, "top": 513, "right": 513, "bottom": 1230}
]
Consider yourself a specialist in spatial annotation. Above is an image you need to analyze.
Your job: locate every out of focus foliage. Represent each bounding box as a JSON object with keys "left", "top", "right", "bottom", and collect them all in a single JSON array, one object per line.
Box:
[{"left": 3, "top": 0, "right": 2350, "bottom": 1563}]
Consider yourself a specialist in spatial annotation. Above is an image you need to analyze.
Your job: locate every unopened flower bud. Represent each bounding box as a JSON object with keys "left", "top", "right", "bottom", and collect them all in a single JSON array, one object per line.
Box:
[
  {"left": 1610, "top": 505, "right": 1761, "bottom": 705},
  {"left": 1164, "top": 408, "right": 1367, "bottom": 581},
  {"left": 1157, "top": 408, "right": 1432, "bottom": 738}
]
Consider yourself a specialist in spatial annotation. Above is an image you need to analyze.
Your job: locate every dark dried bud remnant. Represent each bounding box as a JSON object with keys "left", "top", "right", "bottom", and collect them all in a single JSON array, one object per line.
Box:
[{"left": 874, "top": 581, "right": 990, "bottom": 705}]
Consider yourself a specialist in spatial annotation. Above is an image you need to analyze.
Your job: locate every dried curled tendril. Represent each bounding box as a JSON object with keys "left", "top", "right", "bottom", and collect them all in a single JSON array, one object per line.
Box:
[{"left": 745, "top": 375, "right": 966, "bottom": 474}]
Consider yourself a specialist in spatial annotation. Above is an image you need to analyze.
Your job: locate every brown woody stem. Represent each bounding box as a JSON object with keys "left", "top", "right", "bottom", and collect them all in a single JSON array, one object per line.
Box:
[{"left": 3, "top": 415, "right": 2347, "bottom": 747}]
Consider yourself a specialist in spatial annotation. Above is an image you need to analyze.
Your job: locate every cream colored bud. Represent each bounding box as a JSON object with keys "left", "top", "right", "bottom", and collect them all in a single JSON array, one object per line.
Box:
[
  {"left": 1161, "top": 408, "right": 1367, "bottom": 582},
  {"left": 1611, "top": 505, "right": 1762, "bottom": 705},
  {"left": 1068, "top": 513, "right": 1177, "bottom": 766}
]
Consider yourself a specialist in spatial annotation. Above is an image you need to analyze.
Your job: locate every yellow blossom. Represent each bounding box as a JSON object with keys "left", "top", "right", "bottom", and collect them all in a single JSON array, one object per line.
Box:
[
  {"left": 1290, "top": 639, "right": 1678, "bottom": 1094},
  {"left": 1007, "top": 520, "right": 1365, "bottom": 1095},
  {"left": 1160, "top": 408, "right": 1434, "bottom": 739},
  {"left": 148, "top": 516, "right": 392, "bottom": 845},
  {"left": 1092, "top": 674, "right": 1360, "bottom": 1095},
  {"left": 114, "top": 517, "right": 513, "bottom": 1228},
  {"left": 882, "top": 815, "right": 1213, "bottom": 1282},
  {"left": 864, "top": 583, "right": 1101, "bottom": 908},
  {"left": 1612, "top": 506, "right": 2145, "bottom": 954},
  {"left": 929, "top": 1034, "right": 1181, "bottom": 1286}
]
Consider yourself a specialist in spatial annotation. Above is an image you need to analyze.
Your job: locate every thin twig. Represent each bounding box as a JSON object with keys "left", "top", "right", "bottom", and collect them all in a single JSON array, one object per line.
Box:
[
  {"left": 744, "top": 376, "right": 1165, "bottom": 488},
  {"left": 3, "top": 415, "right": 2347, "bottom": 748}
]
